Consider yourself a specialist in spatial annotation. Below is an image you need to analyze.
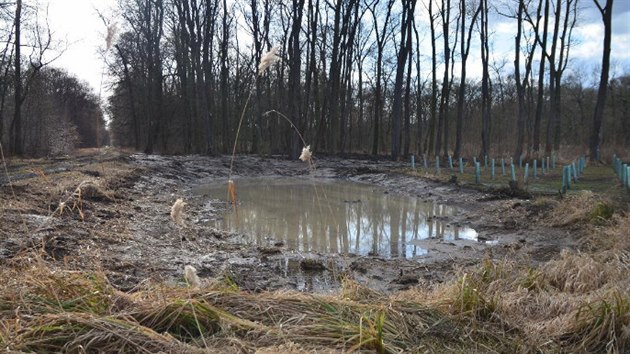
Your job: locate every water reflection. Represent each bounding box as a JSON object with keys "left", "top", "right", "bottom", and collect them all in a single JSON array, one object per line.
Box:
[{"left": 198, "top": 178, "right": 479, "bottom": 259}]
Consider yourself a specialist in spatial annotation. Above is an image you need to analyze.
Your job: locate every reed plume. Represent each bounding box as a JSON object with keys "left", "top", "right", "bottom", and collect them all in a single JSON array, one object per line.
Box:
[{"left": 170, "top": 198, "right": 187, "bottom": 226}]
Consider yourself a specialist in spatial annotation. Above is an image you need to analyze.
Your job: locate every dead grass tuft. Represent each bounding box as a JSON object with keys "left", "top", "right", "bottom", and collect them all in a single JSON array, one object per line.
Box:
[
  {"left": 546, "top": 190, "right": 601, "bottom": 227},
  {"left": 543, "top": 249, "right": 620, "bottom": 293},
  {"left": 563, "top": 290, "right": 630, "bottom": 353},
  {"left": 15, "top": 312, "right": 201, "bottom": 353}
]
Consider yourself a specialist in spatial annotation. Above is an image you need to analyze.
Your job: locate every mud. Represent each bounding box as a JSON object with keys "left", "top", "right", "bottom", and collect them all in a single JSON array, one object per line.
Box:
[{"left": 0, "top": 149, "right": 577, "bottom": 293}]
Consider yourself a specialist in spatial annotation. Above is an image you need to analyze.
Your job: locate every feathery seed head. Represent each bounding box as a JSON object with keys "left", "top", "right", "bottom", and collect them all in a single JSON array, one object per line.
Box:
[
  {"left": 184, "top": 265, "right": 201, "bottom": 287},
  {"left": 258, "top": 45, "right": 281, "bottom": 75},
  {"left": 299, "top": 145, "right": 312, "bottom": 163},
  {"left": 170, "top": 198, "right": 187, "bottom": 226},
  {"left": 105, "top": 22, "right": 118, "bottom": 50}
]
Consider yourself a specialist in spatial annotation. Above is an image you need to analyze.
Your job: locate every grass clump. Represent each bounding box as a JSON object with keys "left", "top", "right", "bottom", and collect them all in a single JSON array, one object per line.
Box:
[
  {"left": 134, "top": 299, "right": 221, "bottom": 342},
  {"left": 590, "top": 202, "right": 615, "bottom": 224},
  {"left": 15, "top": 313, "right": 200, "bottom": 353},
  {"left": 0, "top": 262, "right": 115, "bottom": 317},
  {"left": 564, "top": 290, "right": 630, "bottom": 353}
]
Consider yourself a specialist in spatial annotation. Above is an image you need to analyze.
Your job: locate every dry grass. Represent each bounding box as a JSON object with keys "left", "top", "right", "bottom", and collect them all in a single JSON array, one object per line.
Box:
[
  {"left": 2, "top": 148, "right": 628, "bottom": 352},
  {"left": 9, "top": 249, "right": 626, "bottom": 352},
  {"left": 0, "top": 256, "right": 527, "bottom": 353}
]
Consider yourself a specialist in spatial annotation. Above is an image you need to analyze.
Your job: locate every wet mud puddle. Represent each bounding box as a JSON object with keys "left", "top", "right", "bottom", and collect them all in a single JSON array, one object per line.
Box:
[{"left": 195, "top": 178, "right": 489, "bottom": 260}]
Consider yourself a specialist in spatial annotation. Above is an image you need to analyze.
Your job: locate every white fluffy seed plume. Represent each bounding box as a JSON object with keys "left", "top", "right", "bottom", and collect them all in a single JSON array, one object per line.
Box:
[
  {"left": 170, "top": 198, "right": 187, "bottom": 226},
  {"left": 184, "top": 265, "right": 201, "bottom": 288},
  {"left": 258, "top": 45, "right": 281, "bottom": 75},
  {"left": 299, "top": 145, "right": 312, "bottom": 163}
]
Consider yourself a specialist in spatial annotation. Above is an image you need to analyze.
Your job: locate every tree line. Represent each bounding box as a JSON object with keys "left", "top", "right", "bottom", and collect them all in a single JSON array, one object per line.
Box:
[
  {"left": 1, "top": 0, "right": 626, "bottom": 160},
  {"left": 0, "top": 0, "right": 108, "bottom": 156}
]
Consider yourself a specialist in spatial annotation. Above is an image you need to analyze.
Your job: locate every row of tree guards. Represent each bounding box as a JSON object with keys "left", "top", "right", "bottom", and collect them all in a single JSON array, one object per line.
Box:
[
  {"left": 613, "top": 155, "right": 630, "bottom": 193},
  {"left": 409, "top": 154, "right": 595, "bottom": 193}
]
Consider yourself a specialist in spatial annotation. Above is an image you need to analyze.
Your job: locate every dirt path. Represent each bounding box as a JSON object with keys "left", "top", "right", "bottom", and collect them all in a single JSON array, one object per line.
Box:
[{"left": 0, "top": 150, "right": 578, "bottom": 293}]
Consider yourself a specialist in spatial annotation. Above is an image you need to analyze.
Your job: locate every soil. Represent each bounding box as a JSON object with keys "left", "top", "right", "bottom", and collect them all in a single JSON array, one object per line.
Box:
[{"left": 0, "top": 148, "right": 578, "bottom": 293}]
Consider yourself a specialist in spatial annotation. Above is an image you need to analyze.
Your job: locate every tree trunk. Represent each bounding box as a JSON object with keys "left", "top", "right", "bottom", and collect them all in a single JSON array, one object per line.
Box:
[
  {"left": 589, "top": 0, "right": 613, "bottom": 161},
  {"left": 454, "top": 0, "right": 480, "bottom": 159},
  {"left": 391, "top": 0, "right": 416, "bottom": 160},
  {"left": 513, "top": 0, "right": 526, "bottom": 161},
  {"left": 435, "top": 0, "right": 451, "bottom": 157},
  {"left": 426, "top": 0, "right": 437, "bottom": 155},
  {"left": 370, "top": 0, "right": 395, "bottom": 155},
  {"left": 531, "top": 0, "right": 548, "bottom": 153},
  {"left": 220, "top": 0, "right": 229, "bottom": 153},
  {"left": 288, "top": 0, "right": 305, "bottom": 159},
  {"left": 11, "top": 0, "right": 22, "bottom": 155},
  {"left": 479, "top": 0, "right": 491, "bottom": 158}
]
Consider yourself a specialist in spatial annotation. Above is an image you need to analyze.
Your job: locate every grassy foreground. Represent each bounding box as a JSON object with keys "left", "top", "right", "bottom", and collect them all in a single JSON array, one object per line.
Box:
[
  {"left": 1, "top": 151, "right": 628, "bottom": 352},
  {"left": 1, "top": 194, "right": 628, "bottom": 353}
]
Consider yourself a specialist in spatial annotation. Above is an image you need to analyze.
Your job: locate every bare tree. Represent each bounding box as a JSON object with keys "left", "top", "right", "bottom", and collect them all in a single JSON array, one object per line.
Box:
[
  {"left": 479, "top": 0, "right": 491, "bottom": 159},
  {"left": 10, "top": 0, "right": 21, "bottom": 154},
  {"left": 288, "top": 0, "right": 305, "bottom": 159},
  {"left": 367, "top": 0, "right": 394, "bottom": 155},
  {"left": 511, "top": 0, "right": 535, "bottom": 161},
  {"left": 589, "top": 0, "right": 613, "bottom": 161},
  {"left": 391, "top": 0, "right": 416, "bottom": 160},
  {"left": 454, "top": 0, "right": 480, "bottom": 159},
  {"left": 527, "top": 0, "right": 577, "bottom": 154},
  {"left": 219, "top": 0, "right": 230, "bottom": 153},
  {"left": 435, "top": 0, "right": 452, "bottom": 156},
  {"left": 425, "top": 0, "right": 438, "bottom": 154},
  {"left": 529, "top": 0, "right": 549, "bottom": 153}
]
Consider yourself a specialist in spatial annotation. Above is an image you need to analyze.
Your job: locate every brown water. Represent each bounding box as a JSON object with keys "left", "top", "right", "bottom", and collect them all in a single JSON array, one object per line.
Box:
[{"left": 196, "top": 178, "right": 480, "bottom": 259}]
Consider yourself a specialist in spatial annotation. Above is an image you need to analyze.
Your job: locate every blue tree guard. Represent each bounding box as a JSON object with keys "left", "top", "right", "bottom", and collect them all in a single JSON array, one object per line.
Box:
[
  {"left": 459, "top": 157, "right": 464, "bottom": 174},
  {"left": 475, "top": 162, "right": 481, "bottom": 184},
  {"left": 547, "top": 157, "right": 551, "bottom": 171},
  {"left": 501, "top": 158, "right": 506, "bottom": 176},
  {"left": 524, "top": 163, "right": 529, "bottom": 184},
  {"left": 562, "top": 166, "right": 571, "bottom": 194},
  {"left": 491, "top": 159, "right": 496, "bottom": 180},
  {"left": 511, "top": 164, "right": 516, "bottom": 182}
]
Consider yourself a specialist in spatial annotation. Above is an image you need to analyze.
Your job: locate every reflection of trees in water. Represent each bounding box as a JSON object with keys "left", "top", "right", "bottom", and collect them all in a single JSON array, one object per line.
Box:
[{"left": 210, "top": 180, "right": 468, "bottom": 257}]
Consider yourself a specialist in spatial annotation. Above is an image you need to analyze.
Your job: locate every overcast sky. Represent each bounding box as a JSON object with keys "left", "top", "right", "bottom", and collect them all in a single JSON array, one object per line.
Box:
[{"left": 44, "top": 0, "right": 630, "bottom": 96}]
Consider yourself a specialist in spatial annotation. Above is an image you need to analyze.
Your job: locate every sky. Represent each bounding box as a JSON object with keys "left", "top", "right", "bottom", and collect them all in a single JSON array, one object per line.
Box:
[
  {"left": 45, "top": 0, "right": 115, "bottom": 96},
  {"left": 43, "top": 0, "right": 630, "bottom": 96}
]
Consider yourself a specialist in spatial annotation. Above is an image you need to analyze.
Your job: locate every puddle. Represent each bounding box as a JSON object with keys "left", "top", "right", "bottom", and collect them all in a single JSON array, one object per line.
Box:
[{"left": 195, "top": 178, "right": 485, "bottom": 259}]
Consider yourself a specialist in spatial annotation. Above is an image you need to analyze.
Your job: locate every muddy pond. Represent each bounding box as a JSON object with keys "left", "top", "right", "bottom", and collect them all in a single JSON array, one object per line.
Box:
[{"left": 195, "top": 178, "right": 487, "bottom": 260}]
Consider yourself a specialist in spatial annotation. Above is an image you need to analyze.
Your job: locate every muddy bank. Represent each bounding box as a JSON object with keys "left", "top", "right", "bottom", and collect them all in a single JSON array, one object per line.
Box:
[{"left": 0, "top": 151, "right": 577, "bottom": 293}]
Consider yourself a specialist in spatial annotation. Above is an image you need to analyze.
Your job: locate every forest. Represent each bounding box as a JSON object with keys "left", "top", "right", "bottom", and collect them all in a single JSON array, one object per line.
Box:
[
  {"left": 0, "top": 0, "right": 627, "bottom": 160},
  {"left": 2, "top": 1, "right": 630, "bottom": 352}
]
